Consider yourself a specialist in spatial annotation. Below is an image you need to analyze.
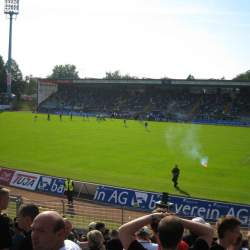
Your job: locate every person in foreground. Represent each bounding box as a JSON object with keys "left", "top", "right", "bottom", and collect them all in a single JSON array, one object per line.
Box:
[
  {"left": 211, "top": 216, "right": 241, "bottom": 250},
  {"left": 31, "top": 210, "right": 80, "bottom": 250},
  {"left": 17, "top": 203, "right": 40, "bottom": 250},
  {"left": 0, "top": 187, "right": 12, "bottom": 250},
  {"left": 119, "top": 212, "right": 213, "bottom": 250}
]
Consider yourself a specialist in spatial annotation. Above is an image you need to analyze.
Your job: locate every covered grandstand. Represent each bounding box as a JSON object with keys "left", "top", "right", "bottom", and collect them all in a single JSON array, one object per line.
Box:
[{"left": 37, "top": 78, "right": 250, "bottom": 126}]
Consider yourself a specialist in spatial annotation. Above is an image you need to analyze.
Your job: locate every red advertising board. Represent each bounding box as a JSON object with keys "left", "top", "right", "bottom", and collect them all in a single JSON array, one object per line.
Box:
[
  {"left": 0, "top": 168, "right": 15, "bottom": 185},
  {"left": 10, "top": 171, "right": 40, "bottom": 191}
]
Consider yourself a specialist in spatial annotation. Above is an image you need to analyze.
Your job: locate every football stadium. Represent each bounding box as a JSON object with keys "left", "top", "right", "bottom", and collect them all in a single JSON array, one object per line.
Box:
[
  {"left": 1, "top": 78, "right": 250, "bottom": 205},
  {"left": 0, "top": 1, "right": 250, "bottom": 249},
  {"left": 1, "top": 78, "right": 250, "bottom": 232}
]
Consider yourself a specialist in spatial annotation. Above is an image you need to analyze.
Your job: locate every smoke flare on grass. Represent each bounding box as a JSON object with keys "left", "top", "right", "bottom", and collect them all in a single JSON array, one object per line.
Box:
[
  {"left": 165, "top": 125, "right": 208, "bottom": 167},
  {"left": 200, "top": 156, "right": 208, "bottom": 167}
]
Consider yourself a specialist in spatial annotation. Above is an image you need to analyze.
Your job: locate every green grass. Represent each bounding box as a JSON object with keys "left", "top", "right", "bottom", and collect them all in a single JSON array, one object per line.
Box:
[{"left": 0, "top": 112, "right": 249, "bottom": 204}]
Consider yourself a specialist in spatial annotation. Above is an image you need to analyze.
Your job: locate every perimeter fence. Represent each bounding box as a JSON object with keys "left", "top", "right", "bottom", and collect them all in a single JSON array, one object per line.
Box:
[{"left": 6, "top": 195, "right": 146, "bottom": 230}]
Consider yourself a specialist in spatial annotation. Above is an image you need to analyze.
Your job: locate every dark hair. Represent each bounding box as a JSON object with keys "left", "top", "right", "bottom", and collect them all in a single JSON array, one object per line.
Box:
[
  {"left": 0, "top": 187, "right": 9, "bottom": 197},
  {"left": 150, "top": 208, "right": 169, "bottom": 234},
  {"left": 158, "top": 216, "right": 184, "bottom": 249},
  {"left": 53, "top": 218, "right": 65, "bottom": 233},
  {"left": 95, "top": 222, "right": 105, "bottom": 231},
  {"left": 217, "top": 216, "right": 241, "bottom": 239},
  {"left": 18, "top": 203, "right": 39, "bottom": 220},
  {"left": 111, "top": 229, "right": 119, "bottom": 238}
]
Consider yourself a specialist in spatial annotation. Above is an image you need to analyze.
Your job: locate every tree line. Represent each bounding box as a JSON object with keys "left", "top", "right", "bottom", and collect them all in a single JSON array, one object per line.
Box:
[{"left": 0, "top": 55, "right": 250, "bottom": 99}]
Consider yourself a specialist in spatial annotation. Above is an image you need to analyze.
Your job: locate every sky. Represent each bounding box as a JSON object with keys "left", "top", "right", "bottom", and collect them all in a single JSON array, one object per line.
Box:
[{"left": 0, "top": 0, "right": 250, "bottom": 80}]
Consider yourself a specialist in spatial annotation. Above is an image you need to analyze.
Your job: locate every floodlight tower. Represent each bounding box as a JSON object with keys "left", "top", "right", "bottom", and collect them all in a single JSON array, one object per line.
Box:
[{"left": 4, "top": 0, "right": 19, "bottom": 95}]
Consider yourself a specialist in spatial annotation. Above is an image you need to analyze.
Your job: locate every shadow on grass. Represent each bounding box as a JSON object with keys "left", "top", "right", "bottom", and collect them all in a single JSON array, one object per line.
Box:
[{"left": 175, "top": 186, "right": 190, "bottom": 196}]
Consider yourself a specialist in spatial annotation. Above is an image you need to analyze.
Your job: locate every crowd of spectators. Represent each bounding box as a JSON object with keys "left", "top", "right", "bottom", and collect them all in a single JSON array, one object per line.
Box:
[
  {"left": 38, "top": 84, "right": 250, "bottom": 124},
  {"left": 1, "top": 187, "right": 249, "bottom": 250}
]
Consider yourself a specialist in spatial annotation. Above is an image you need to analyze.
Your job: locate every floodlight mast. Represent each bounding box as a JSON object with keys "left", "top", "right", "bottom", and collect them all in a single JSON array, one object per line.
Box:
[{"left": 4, "top": 0, "right": 19, "bottom": 95}]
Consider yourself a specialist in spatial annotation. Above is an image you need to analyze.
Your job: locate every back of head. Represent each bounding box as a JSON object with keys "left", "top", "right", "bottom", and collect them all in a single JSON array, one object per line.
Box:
[
  {"left": 136, "top": 226, "right": 151, "bottom": 240},
  {"left": 0, "top": 187, "right": 10, "bottom": 210},
  {"left": 217, "top": 216, "right": 241, "bottom": 239},
  {"left": 158, "top": 216, "right": 184, "bottom": 249},
  {"left": 35, "top": 211, "right": 65, "bottom": 233},
  {"left": 0, "top": 187, "right": 9, "bottom": 197},
  {"left": 95, "top": 222, "right": 106, "bottom": 233},
  {"left": 151, "top": 208, "right": 170, "bottom": 234},
  {"left": 87, "top": 229, "right": 105, "bottom": 250},
  {"left": 110, "top": 229, "right": 119, "bottom": 239},
  {"left": 88, "top": 221, "right": 97, "bottom": 231},
  {"left": 18, "top": 203, "right": 39, "bottom": 221},
  {"left": 32, "top": 211, "right": 66, "bottom": 250}
]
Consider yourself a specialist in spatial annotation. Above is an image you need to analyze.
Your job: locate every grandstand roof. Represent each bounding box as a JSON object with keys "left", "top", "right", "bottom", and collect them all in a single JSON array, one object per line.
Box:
[{"left": 37, "top": 78, "right": 250, "bottom": 87}]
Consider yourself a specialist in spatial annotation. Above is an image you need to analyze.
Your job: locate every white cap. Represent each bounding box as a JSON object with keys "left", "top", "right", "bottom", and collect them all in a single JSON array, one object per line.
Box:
[
  {"left": 192, "top": 217, "right": 210, "bottom": 226},
  {"left": 88, "top": 222, "right": 96, "bottom": 230}
]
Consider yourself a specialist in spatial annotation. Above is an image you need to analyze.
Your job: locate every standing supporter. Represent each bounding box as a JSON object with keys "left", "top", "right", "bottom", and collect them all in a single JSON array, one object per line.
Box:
[
  {"left": 31, "top": 211, "right": 81, "bottom": 250},
  {"left": 136, "top": 226, "right": 158, "bottom": 250},
  {"left": 0, "top": 187, "right": 13, "bottom": 250},
  {"left": 119, "top": 212, "right": 213, "bottom": 250},
  {"left": 106, "top": 229, "right": 123, "bottom": 250},
  {"left": 150, "top": 208, "right": 188, "bottom": 250},
  {"left": 240, "top": 238, "right": 249, "bottom": 250},
  {"left": 63, "top": 218, "right": 81, "bottom": 245},
  {"left": 64, "top": 218, "right": 73, "bottom": 238},
  {"left": 183, "top": 217, "right": 211, "bottom": 247},
  {"left": 211, "top": 216, "right": 241, "bottom": 250},
  {"left": 103, "top": 229, "right": 111, "bottom": 245},
  {"left": 228, "top": 233, "right": 243, "bottom": 250},
  {"left": 95, "top": 222, "right": 106, "bottom": 235},
  {"left": 17, "top": 203, "right": 39, "bottom": 250},
  {"left": 78, "top": 222, "right": 97, "bottom": 250},
  {"left": 95, "top": 222, "right": 109, "bottom": 246},
  {"left": 171, "top": 164, "right": 180, "bottom": 188},
  {"left": 11, "top": 219, "right": 25, "bottom": 250},
  {"left": 64, "top": 178, "right": 74, "bottom": 205},
  {"left": 86, "top": 230, "right": 106, "bottom": 250},
  {"left": 88, "top": 222, "right": 97, "bottom": 232}
]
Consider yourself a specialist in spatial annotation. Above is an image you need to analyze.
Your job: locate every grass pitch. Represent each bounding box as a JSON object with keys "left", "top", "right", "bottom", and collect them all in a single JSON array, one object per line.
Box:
[{"left": 0, "top": 112, "right": 249, "bottom": 204}]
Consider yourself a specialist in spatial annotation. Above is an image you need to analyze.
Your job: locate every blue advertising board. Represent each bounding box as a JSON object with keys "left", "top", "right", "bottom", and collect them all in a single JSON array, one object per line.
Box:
[
  {"left": 168, "top": 196, "right": 250, "bottom": 227},
  {"left": 94, "top": 186, "right": 161, "bottom": 210},
  {"left": 36, "top": 176, "right": 65, "bottom": 195},
  {"left": 94, "top": 186, "right": 250, "bottom": 227}
]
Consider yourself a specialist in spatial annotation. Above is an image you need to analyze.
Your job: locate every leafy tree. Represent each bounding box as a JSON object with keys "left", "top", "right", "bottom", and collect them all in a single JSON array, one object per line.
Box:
[
  {"left": 208, "top": 77, "right": 226, "bottom": 80},
  {"left": 104, "top": 70, "right": 137, "bottom": 79},
  {"left": 48, "top": 64, "right": 79, "bottom": 79},
  {"left": 233, "top": 70, "right": 250, "bottom": 81},
  {"left": 0, "top": 56, "right": 7, "bottom": 93},
  {"left": 9, "top": 59, "right": 25, "bottom": 99},
  {"left": 23, "top": 76, "right": 37, "bottom": 95},
  {"left": 104, "top": 70, "right": 122, "bottom": 79},
  {"left": 186, "top": 74, "right": 195, "bottom": 80}
]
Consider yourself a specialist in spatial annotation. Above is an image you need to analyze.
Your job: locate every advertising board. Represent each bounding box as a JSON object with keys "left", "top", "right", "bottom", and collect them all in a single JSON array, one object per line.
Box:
[
  {"left": 10, "top": 171, "right": 40, "bottom": 190},
  {"left": 94, "top": 186, "right": 250, "bottom": 227},
  {"left": 36, "top": 176, "right": 65, "bottom": 195},
  {"left": 0, "top": 168, "right": 15, "bottom": 185}
]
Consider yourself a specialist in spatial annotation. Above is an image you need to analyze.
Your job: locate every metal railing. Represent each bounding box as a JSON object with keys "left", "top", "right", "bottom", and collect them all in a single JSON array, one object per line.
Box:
[
  {"left": 5, "top": 195, "right": 249, "bottom": 237},
  {"left": 5, "top": 195, "right": 146, "bottom": 230}
]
